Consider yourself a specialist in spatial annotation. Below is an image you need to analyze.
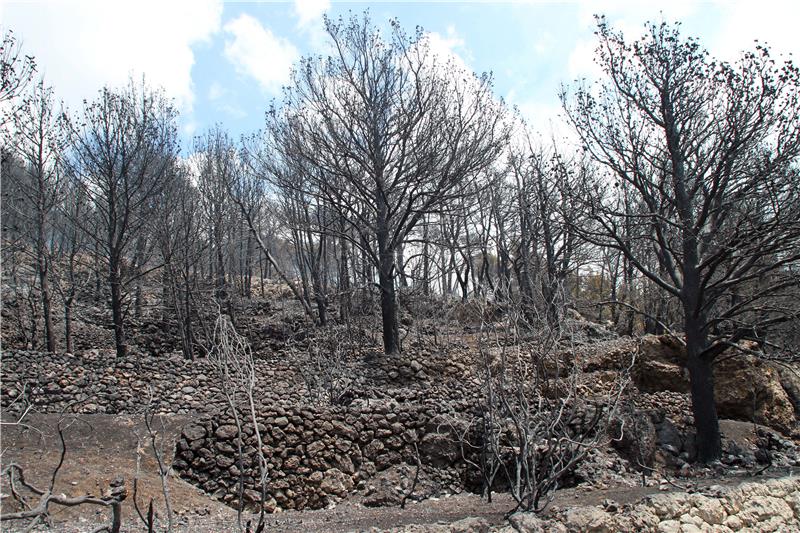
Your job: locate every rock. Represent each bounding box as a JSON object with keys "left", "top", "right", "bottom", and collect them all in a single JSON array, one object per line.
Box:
[
  {"left": 508, "top": 513, "right": 565, "bottom": 533},
  {"left": 633, "top": 336, "right": 690, "bottom": 393},
  {"left": 656, "top": 521, "right": 681, "bottom": 533},
  {"left": 722, "top": 515, "right": 743, "bottom": 530},
  {"left": 646, "top": 492, "right": 693, "bottom": 520},
  {"left": 771, "top": 362, "right": 800, "bottom": 414},
  {"left": 243, "top": 488, "right": 262, "bottom": 503},
  {"left": 563, "top": 507, "right": 613, "bottom": 532},
  {"left": 736, "top": 495, "right": 794, "bottom": 526},
  {"left": 611, "top": 409, "right": 657, "bottom": 468},
  {"left": 419, "top": 432, "right": 458, "bottom": 467},
  {"left": 714, "top": 356, "right": 796, "bottom": 433},
  {"left": 319, "top": 468, "right": 353, "bottom": 497},
  {"left": 691, "top": 497, "right": 726, "bottom": 525},
  {"left": 216, "top": 455, "right": 234, "bottom": 468},
  {"left": 448, "top": 517, "right": 489, "bottom": 533},
  {"left": 632, "top": 336, "right": 797, "bottom": 432},
  {"left": 656, "top": 417, "right": 683, "bottom": 454},
  {"left": 215, "top": 425, "right": 239, "bottom": 439}
]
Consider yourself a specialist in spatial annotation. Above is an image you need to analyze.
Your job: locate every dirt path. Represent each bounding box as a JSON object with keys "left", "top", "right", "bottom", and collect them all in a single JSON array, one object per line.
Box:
[{"left": 1, "top": 413, "right": 235, "bottom": 532}]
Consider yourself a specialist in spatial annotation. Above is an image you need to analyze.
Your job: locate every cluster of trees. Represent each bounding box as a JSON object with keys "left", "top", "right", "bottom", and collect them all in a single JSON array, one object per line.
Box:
[{"left": 2, "top": 15, "right": 799, "bottom": 463}]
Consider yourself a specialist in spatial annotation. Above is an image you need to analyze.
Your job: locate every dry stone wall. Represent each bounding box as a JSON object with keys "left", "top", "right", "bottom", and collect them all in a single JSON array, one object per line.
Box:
[
  {"left": 0, "top": 344, "right": 480, "bottom": 417},
  {"left": 173, "top": 399, "right": 477, "bottom": 512},
  {"left": 1, "top": 349, "right": 231, "bottom": 415}
]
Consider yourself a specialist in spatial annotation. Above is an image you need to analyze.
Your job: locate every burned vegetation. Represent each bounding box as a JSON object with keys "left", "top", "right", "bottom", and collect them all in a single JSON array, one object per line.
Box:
[{"left": 2, "top": 13, "right": 800, "bottom": 533}]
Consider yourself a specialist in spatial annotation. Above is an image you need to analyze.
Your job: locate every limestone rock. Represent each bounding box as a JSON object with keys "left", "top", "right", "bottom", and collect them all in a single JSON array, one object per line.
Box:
[
  {"left": 563, "top": 506, "right": 612, "bottom": 532},
  {"left": 714, "top": 355, "right": 796, "bottom": 433},
  {"left": 448, "top": 517, "right": 489, "bottom": 533},
  {"left": 632, "top": 335, "right": 797, "bottom": 432},
  {"left": 319, "top": 468, "right": 353, "bottom": 497}
]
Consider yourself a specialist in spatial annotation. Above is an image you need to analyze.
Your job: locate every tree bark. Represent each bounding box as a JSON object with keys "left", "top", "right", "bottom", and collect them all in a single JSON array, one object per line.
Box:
[
  {"left": 377, "top": 204, "right": 400, "bottom": 354},
  {"left": 378, "top": 257, "right": 400, "bottom": 354},
  {"left": 686, "top": 327, "right": 721, "bottom": 462},
  {"left": 109, "top": 255, "right": 127, "bottom": 359},
  {"left": 64, "top": 297, "right": 73, "bottom": 354},
  {"left": 36, "top": 214, "right": 56, "bottom": 352},
  {"left": 338, "top": 222, "right": 351, "bottom": 321}
]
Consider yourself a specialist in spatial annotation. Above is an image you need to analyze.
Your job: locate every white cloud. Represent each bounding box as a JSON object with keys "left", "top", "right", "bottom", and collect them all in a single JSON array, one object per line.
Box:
[
  {"left": 223, "top": 14, "right": 299, "bottom": 94},
  {"left": 507, "top": 92, "right": 577, "bottom": 147},
  {"left": 218, "top": 103, "right": 247, "bottom": 119},
  {"left": 575, "top": 0, "right": 697, "bottom": 30},
  {"left": 710, "top": 0, "right": 800, "bottom": 62},
  {"left": 292, "top": 0, "right": 330, "bottom": 29},
  {"left": 1, "top": 0, "right": 222, "bottom": 113},
  {"left": 291, "top": 0, "right": 331, "bottom": 54},
  {"left": 567, "top": 38, "right": 601, "bottom": 81},
  {"left": 208, "top": 82, "right": 226, "bottom": 101},
  {"left": 567, "top": 0, "right": 700, "bottom": 83},
  {"left": 423, "top": 25, "right": 473, "bottom": 70}
]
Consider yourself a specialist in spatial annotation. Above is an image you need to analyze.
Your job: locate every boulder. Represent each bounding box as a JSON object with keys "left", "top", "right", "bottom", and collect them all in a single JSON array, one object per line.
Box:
[
  {"left": 448, "top": 517, "right": 490, "bottom": 533},
  {"left": 632, "top": 336, "right": 797, "bottom": 432},
  {"left": 419, "top": 431, "right": 459, "bottom": 467},
  {"left": 508, "top": 513, "right": 567, "bottom": 533},
  {"left": 633, "top": 336, "right": 690, "bottom": 393},
  {"left": 714, "top": 355, "right": 795, "bottom": 433},
  {"left": 655, "top": 417, "right": 683, "bottom": 455},
  {"left": 563, "top": 506, "right": 614, "bottom": 532},
  {"left": 319, "top": 468, "right": 353, "bottom": 497},
  {"left": 770, "top": 362, "right": 800, "bottom": 415}
]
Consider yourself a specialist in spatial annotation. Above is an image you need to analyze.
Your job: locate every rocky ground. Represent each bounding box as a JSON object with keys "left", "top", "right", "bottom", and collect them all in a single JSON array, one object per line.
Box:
[{"left": 2, "top": 287, "right": 800, "bottom": 531}]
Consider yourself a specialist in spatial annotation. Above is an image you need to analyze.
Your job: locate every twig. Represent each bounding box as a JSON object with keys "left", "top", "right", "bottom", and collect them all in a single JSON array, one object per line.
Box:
[{"left": 401, "top": 443, "right": 421, "bottom": 509}]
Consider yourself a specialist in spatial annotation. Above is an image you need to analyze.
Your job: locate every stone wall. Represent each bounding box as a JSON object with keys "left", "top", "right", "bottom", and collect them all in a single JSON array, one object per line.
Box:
[
  {"left": 0, "top": 342, "right": 478, "bottom": 417},
  {"left": 1, "top": 349, "right": 229, "bottom": 415},
  {"left": 173, "top": 399, "right": 476, "bottom": 512}
]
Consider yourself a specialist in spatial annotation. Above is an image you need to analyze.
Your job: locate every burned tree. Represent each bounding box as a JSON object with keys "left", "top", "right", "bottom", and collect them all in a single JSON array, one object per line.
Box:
[
  {"left": 71, "top": 80, "right": 178, "bottom": 359},
  {"left": 4, "top": 81, "right": 69, "bottom": 352},
  {"left": 260, "top": 13, "right": 508, "bottom": 353},
  {"left": 563, "top": 19, "right": 800, "bottom": 461}
]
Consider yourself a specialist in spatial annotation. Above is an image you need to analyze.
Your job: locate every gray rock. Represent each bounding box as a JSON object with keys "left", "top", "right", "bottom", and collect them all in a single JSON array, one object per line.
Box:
[
  {"left": 215, "top": 424, "right": 239, "bottom": 440},
  {"left": 184, "top": 424, "right": 207, "bottom": 441}
]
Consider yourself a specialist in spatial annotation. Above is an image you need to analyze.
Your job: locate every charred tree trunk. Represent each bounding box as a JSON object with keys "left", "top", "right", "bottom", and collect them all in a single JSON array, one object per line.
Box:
[
  {"left": 64, "top": 295, "right": 74, "bottom": 354},
  {"left": 377, "top": 199, "right": 400, "bottom": 354},
  {"left": 338, "top": 221, "right": 351, "bottom": 321},
  {"left": 109, "top": 252, "right": 127, "bottom": 359}
]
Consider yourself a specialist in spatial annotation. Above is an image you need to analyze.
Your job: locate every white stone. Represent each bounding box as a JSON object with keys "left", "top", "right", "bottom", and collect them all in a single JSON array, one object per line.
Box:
[{"left": 657, "top": 519, "right": 682, "bottom": 533}]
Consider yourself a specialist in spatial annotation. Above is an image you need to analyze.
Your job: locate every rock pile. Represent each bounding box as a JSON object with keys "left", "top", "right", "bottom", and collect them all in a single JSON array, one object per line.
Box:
[{"left": 528, "top": 476, "right": 800, "bottom": 533}]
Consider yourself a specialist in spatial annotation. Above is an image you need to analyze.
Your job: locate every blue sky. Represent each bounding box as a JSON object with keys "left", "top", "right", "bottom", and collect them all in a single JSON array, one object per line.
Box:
[{"left": 3, "top": 1, "right": 799, "bottom": 151}]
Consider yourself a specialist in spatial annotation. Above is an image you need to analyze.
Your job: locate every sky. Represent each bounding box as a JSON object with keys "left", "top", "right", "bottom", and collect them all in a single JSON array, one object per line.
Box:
[{"left": 2, "top": 0, "right": 799, "bottom": 151}]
